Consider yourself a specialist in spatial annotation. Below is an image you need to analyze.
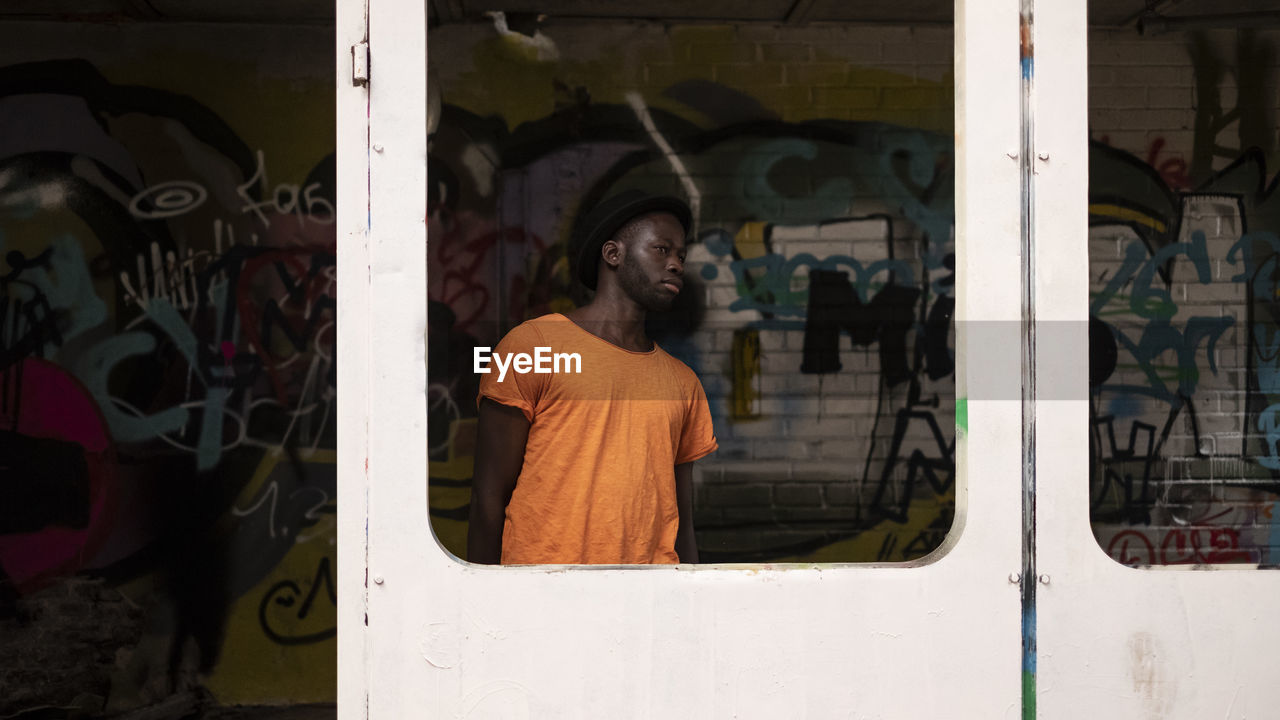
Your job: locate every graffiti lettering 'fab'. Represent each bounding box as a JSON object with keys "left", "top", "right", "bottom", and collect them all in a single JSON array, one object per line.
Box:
[{"left": 473, "top": 346, "right": 583, "bottom": 382}]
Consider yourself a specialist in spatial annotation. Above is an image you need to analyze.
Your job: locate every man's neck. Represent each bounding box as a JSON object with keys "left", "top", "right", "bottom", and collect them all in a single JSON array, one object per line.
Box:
[{"left": 564, "top": 292, "right": 651, "bottom": 352}]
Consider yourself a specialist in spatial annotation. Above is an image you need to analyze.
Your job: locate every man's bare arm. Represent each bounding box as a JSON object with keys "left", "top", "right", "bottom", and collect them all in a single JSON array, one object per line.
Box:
[
  {"left": 674, "top": 462, "right": 699, "bottom": 563},
  {"left": 467, "top": 399, "right": 530, "bottom": 564}
]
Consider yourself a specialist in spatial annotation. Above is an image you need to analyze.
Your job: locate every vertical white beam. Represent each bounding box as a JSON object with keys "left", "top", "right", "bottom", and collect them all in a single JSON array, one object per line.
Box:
[
  {"left": 1035, "top": 3, "right": 1280, "bottom": 719},
  {"left": 363, "top": 0, "right": 431, "bottom": 717},
  {"left": 336, "top": 0, "right": 371, "bottom": 718}
]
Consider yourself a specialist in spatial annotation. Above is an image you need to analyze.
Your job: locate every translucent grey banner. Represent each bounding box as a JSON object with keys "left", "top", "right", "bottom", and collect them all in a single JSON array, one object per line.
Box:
[{"left": 429, "top": 317, "right": 1154, "bottom": 402}]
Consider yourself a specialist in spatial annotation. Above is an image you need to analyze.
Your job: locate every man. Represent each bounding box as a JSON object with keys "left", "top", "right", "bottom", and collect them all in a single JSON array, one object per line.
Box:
[{"left": 467, "top": 190, "right": 717, "bottom": 565}]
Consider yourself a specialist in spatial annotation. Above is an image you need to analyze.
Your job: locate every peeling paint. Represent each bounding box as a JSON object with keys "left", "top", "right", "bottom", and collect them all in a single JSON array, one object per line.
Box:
[
  {"left": 420, "top": 622, "right": 461, "bottom": 669},
  {"left": 458, "top": 681, "right": 532, "bottom": 719},
  {"left": 1018, "top": 5, "right": 1038, "bottom": 720}
]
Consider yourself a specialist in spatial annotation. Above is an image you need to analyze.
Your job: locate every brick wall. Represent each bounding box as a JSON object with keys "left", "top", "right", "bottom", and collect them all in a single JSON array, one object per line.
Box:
[
  {"left": 430, "top": 22, "right": 956, "bottom": 563},
  {"left": 429, "top": 20, "right": 1280, "bottom": 567},
  {"left": 0, "top": 21, "right": 336, "bottom": 715},
  {"left": 1087, "top": 28, "right": 1280, "bottom": 566}
]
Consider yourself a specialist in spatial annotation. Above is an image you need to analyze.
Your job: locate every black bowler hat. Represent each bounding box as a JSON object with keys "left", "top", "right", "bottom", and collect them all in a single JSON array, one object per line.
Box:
[{"left": 575, "top": 189, "right": 692, "bottom": 290}]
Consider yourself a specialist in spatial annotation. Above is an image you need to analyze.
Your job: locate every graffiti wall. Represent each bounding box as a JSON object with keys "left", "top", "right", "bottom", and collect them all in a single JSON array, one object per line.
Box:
[
  {"left": 0, "top": 22, "right": 335, "bottom": 715},
  {"left": 1089, "top": 28, "right": 1280, "bottom": 565},
  {"left": 427, "top": 22, "right": 957, "bottom": 563},
  {"left": 429, "top": 21, "right": 1280, "bottom": 569}
]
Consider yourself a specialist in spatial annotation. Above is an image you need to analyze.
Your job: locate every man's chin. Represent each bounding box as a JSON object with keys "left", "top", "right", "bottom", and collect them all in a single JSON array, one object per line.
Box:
[{"left": 644, "top": 296, "right": 677, "bottom": 313}]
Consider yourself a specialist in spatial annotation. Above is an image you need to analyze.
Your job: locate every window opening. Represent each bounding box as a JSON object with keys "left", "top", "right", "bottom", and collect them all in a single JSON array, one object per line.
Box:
[
  {"left": 427, "top": 10, "right": 958, "bottom": 564},
  {"left": 1088, "top": 18, "right": 1280, "bottom": 566}
]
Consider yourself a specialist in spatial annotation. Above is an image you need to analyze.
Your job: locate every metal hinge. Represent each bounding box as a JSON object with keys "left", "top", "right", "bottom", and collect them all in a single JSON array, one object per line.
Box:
[{"left": 352, "top": 42, "right": 369, "bottom": 86}]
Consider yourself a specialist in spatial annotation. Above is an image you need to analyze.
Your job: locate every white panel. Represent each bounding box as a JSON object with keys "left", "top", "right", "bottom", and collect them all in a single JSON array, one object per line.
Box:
[
  {"left": 364, "top": 0, "right": 433, "bottom": 717},
  {"left": 347, "top": 0, "right": 1025, "bottom": 717},
  {"left": 336, "top": 1, "right": 370, "bottom": 719},
  {"left": 1033, "top": 2, "right": 1280, "bottom": 719}
]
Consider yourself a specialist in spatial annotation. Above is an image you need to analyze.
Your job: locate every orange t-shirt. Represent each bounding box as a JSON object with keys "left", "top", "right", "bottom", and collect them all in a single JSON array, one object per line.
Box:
[{"left": 476, "top": 313, "right": 718, "bottom": 564}]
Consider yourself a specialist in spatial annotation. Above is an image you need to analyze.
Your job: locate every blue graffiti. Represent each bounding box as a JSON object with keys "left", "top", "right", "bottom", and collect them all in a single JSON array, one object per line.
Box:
[
  {"left": 739, "top": 139, "right": 856, "bottom": 221},
  {"left": 1225, "top": 231, "right": 1280, "bottom": 285},
  {"left": 726, "top": 128, "right": 953, "bottom": 277},
  {"left": 1, "top": 233, "right": 107, "bottom": 354},
  {"left": 1255, "top": 322, "right": 1280, "bottom": 396},
  {"left": 727, "top": 251, "right": 914, "bottom": 316},
  {"left": 1258, "top": 404, "right": 1280, "bottom": 469},
  {"left": 77, "top": 286, "right": 241, "bottom": 470},
  {"left": 1092, "top": 230, "right": 1212, "bottom": 319},
  {"left": 80, "top": 329, "right": 189, "bottom": 442},
  {"left": 1095, "top": 231, "right": 1232, "bottom": 404}
]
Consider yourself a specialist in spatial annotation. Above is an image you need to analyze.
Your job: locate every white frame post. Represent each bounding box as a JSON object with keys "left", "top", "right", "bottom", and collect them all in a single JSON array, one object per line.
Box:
[
  {"left": 336, "top": 0, "right": 373, "bottom": 717},
  {"left": 340, "top": 0, "right": 1027, "bottom": 716},
  {"left": 1033, "top": 3, "right": 1280, "bottom": 718}
]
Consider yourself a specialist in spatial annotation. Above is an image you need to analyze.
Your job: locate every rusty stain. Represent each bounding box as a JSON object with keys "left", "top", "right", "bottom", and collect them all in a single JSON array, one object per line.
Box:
[
  {"left": 1128, "top": 632, "right": 1176, "bottom": 718},
  {"left": 1020, "top": 15, "right": 1033, "bottom": 61}
]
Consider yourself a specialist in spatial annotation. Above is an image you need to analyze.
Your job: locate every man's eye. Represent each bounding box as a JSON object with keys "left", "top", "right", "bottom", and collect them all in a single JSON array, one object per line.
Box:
[{"left": 656, "top": 246, "right": 668, "bottom": 254}]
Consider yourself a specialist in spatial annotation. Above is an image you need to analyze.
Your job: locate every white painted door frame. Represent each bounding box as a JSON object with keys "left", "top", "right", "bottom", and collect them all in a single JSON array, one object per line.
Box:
[
  {"left": 337, "top": 0, "right": 1026, "bottom": 716},
  {"left": 335, "top": 0, "right": 371, "bottom": 715},
  {"left": 1032, "top": 3, "right": 1280, "bottom": 718}
]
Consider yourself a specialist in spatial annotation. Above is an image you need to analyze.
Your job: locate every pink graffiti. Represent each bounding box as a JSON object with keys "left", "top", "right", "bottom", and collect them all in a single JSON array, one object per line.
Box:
[{"left": 0, "top": 358, "right": 118, "bottom": 592}]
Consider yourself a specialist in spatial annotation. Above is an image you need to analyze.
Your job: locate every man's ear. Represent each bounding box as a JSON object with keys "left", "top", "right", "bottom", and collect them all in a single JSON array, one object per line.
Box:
[{"left": 601, "top": 238, "right": 622, "bottom": 271}]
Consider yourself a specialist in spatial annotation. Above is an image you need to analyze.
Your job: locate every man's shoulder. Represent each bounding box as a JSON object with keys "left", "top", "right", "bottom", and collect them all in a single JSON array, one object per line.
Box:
[
  {"left": 506, "top": 313, "right": 561, "bottom": 329},
  {"left": 497, "top": 313, "right": 565, "bottom": 346},
  {"left": 653, "top": 346, "right": 705, "bottom": 387},
  {"left": 523, "top": 313, "right": 566, "bottom": 327}
]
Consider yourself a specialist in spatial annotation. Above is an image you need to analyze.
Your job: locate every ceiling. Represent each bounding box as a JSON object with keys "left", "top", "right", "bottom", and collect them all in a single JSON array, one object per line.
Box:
[
  {"left": 0, "top": 0, "right": 1275, "bottom": 30},
  {"left": 428, "top": 0, "right": 1280, "bottom": 30},
  {"left": 0, "top": 0, "right": 334, "bottom": 24}
]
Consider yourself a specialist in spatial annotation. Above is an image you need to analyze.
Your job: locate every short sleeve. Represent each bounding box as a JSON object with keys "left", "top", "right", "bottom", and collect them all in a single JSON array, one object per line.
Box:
[
  {"left": 675, "top": 376, "right": 718, "bottom": 464},
  {"left": 475, "top": 321, "right": 548, "bottom": 422}
]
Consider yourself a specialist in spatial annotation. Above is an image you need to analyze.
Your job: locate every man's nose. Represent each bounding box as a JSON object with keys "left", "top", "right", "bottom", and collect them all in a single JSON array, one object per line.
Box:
[{"left": 667, "top": 254, "right": 684, "bottom": 274}]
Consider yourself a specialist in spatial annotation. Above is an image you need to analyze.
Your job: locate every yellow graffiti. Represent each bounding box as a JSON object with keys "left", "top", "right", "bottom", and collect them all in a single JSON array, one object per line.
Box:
[
  {"left": 731, "top": 329, "right": 762, "bottom": 419},
  {"left": 733, "top": 220, "right": 770, "bottom": 260},
  {"left": 109, "top": 55, "right": 333, "bottom": 182},
  {"left": 779, "top": 487, "right": 955, "bottom": 563},
  {"left": 436, "top": 24, "right": 953, "bottom": 134},
  {"left": 1089, "top": 203, "right": 1168, "bottom": 233},
  {"left": 428, "top": 418, "right": 478, "bottom": 559},
  {"left": 204, "top": 450, "right": 336, "bottom": 704}
]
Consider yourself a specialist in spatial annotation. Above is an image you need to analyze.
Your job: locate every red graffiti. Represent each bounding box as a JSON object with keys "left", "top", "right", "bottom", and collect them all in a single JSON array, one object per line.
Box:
[
  {"left": 1144, "top": 138, "right": 1191, "bottom": 191},
  {"left": 1159, "top": 526, "right": 1259, "bottom": 565},
  {"left": 236, "top": 246, "right": 336, "bottom": 405},
  {"left": 429, "top": 209, "right": 546, "bottom": 335},
  {"left": 1108, "top": 523, "right": 1262, "bottom": 567},
  {"left": 1094, "top": 135, "right": 1191, "bottom": 191},
  {"left": 1107, "top": 529, "right": 1155, "bottom": 567}
]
